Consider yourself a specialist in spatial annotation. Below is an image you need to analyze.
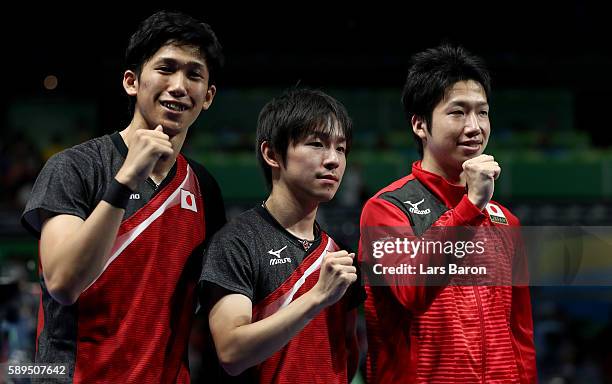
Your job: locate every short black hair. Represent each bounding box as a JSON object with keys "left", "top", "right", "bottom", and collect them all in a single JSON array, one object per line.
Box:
[
  {"left": 401, "top": 44, "right": 491, "bottom": 157},
  {"left": 256, "top": 88, "right": 353, "bottom": 189},
  {"left": 125, "top": 11, "right": 224, "bottom": 112}
]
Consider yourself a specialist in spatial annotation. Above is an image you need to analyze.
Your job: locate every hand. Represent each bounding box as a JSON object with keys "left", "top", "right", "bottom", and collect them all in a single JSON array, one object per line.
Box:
[
  {"left": 312, "top": 250, "right": 357, "bottom": 308},
  {"left": 115, "top": 125, "right": 174, "bottom": 190},
  {"left": 462, "top": 154, "right": 501, "bottom": 210}
]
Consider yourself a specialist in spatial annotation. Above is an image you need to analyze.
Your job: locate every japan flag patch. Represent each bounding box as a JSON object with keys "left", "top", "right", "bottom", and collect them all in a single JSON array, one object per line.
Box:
[
  {"left": 180, "top": 189, "right": 197, "bottom": 212},
  {"left": 485, "top": 203, "right": 508, "bottom": 225}
]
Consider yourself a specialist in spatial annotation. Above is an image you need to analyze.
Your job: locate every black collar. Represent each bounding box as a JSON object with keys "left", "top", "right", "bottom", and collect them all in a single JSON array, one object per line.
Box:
[{"left": 255, "top": 204, "right": 322, "bottom": 251}]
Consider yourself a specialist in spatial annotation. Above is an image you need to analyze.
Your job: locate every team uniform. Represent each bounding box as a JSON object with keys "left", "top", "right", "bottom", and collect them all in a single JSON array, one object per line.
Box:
[
  {"left": 199, "top": 205, "right": 364, "bottom": 383},
  {"left": 22, "top": 132, "right": 226, "bottom": 383},
  {"left": 359, "top": 161, "right": 536, "bottom": 384}
]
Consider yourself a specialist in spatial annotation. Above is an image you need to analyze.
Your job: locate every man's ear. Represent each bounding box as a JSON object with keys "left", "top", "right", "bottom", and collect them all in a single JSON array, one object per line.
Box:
[
  {"left": 202, "top": 85, "right": 216, "bottom": 111},
  {"left": 123, "top": 70, "right": 138, "bottom": 96},
  {"left": 261, "top": 141, "right": 281, "bottom": 169},
  {"left": 412, "top": 115, "right": 428, "bottom": 141}
]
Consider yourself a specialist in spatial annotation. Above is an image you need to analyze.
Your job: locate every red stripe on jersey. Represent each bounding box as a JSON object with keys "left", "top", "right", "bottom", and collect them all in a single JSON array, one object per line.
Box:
[
  {"left": 252, "top": 235, "right": 338, "bottom": 321},
  {"left": 74, "top": 155, "right": 205, "bottom": 383},
  {"left": 252, "top": 232, "right": 351, "bottom": 384}
]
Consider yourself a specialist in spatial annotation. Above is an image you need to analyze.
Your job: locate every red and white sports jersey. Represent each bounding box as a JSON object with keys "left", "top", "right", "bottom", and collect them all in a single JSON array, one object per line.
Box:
[
  {"left": 200, "top": 205, "right": 364, "bottom": 383},
  {"left": 251, "top": 234, "right": 350, "bottom": 384},
  {"left": 34, "top": 155, "right": 204, "bottom": 383},
  {"left": 23, "top": 132, "right": 226, "bottom": 383},
  {"left": 359, "top": 161, "right": 537, "bottom": 384}
]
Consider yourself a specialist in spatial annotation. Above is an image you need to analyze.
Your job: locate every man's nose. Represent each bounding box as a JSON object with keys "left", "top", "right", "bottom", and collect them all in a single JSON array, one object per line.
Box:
[
  {"left": 464, "top": 112, "right": 481, "bottom": 135},
  {"left": 323, "top": 147, "right": 340, "bottom": 169},
  {"left": 168, "top": 72, "right": 188, "bottom": 97}
]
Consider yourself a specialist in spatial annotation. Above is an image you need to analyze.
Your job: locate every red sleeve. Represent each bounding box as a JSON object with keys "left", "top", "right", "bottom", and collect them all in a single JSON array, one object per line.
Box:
[
  {"left": 510, "top": 219, "right": 538, "bottom": 383},
  {"left": 359, "top": 194, "right": 487, "bottom": 311},
  {"left": 511, "top": 286, "right": 537, "bottom": 383}
]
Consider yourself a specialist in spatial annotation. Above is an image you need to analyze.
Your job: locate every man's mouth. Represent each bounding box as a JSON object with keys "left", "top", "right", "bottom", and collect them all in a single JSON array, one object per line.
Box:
[
  {"left": 458, "top": 140, "right": 482, "bottom": 150},
  {"left": 318, "top": 174, "right": 339, "bottom": 182},
  {"left": 160, "top": 100, "right": 189, "bottom": 112}
]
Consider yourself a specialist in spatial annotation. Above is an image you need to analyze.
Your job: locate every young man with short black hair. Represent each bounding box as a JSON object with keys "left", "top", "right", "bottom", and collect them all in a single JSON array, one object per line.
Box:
[
  {"left": 200, "top": 88, "right": 364, "bottom": 383},
  {"left": 22, "top": 11, "right": 226, "bottom": 382},
  {"left": 359, "top": 45, "right": 536, "bottom": 383}
]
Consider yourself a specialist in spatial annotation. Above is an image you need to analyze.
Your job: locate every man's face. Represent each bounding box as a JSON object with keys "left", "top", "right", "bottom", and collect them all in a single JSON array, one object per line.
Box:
[
  {"left": 126, "top": 44, "right": 215, "bottom": 136},
  {"left": 419, "top": 80, "right": 490, "bottom": 174},
  {"left": 279, "top": 127, "right": 347, "bottom": 203}
]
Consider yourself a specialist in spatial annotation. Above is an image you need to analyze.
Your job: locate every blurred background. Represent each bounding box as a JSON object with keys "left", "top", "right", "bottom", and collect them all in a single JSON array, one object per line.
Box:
[{"left": 1, "top": 3, "right": 612, "bottom": 383}]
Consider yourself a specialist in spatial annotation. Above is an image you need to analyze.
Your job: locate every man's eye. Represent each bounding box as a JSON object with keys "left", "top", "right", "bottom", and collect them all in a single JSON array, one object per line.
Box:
[
  {"left": 157, "top": 66, "right": 172, "bottom": 73},
  {"left": 190, "top": 72, "right": 203, "bottom": 79},
  {"left": 450, "top": 110, "right": 464, "bottom": 115},
  {"left": 307, "top": 142, "right": 323, "bottom": 147},
  {"left": 480, "top": 110, "right": 489, "bottom": 117},
  {"left": 336, "top": 146, "right": 346, "bottom": 153}
]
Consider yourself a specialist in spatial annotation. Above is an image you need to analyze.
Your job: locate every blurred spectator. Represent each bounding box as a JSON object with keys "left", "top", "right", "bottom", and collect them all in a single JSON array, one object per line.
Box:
[
  {"left": 0, "top": 261, "right": 38, "bottom": 365},
  {"left": 0, "top": 132, "right": 42, "bottom": 210}
]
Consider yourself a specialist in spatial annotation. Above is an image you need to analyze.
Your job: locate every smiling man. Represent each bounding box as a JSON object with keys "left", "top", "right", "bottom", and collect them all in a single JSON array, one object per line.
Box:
[
  {"left": 199, "top": 88, "right": 365, "bottom": 383},
  {"left": 359, "top": 45, "right": 537, "bottom": 383},
  {"left": 21, "top": 11, "right": 226, "bottom": 383}
]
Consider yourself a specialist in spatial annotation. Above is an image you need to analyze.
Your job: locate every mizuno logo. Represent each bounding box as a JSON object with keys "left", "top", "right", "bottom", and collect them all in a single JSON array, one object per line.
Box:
[
  {"left": 268, "top": 245, "right": 291, "bottom": 265},
  {"left": 404, "top": 198, "right": 431, "bottom": 215}
]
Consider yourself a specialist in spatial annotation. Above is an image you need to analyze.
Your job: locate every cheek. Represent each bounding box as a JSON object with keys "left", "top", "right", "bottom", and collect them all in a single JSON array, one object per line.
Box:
[
  {"left": 138, "top": 80, "right": 154, "bottom": 94},
  {"left": 480, "top": 123, "right": 491, "bottom": 139},
  {"left": 191, "top": 85, "right": 209, "bottom": 102},
  {"left": 484, "top": 123, "right": 491, "bottom": 135}
]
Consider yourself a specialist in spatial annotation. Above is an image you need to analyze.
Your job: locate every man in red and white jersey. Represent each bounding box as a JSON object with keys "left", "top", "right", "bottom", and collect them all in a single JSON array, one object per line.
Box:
[
  {"left": 359, "top": 45, "right": 537, "bottom": 383},
  {"left": 21, "top": 11, "right": 226, "bottom": 383},
  {"left": 200, "top": 88, "right": 365, "bottom": 383}
]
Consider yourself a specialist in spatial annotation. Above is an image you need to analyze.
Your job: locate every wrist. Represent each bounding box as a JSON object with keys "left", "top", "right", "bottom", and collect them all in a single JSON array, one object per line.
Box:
[
  {"left": 467, "top": 192, "right": 487, "bottom": 210},
  {"left": 114, "top": 171, "right": 139, "bottom": 192},
  {"left": 102, "top": 179, "right": 134, "bottom": 210},
  {"left": 303, "top": 288, "right": 326, "bottom": 318}
]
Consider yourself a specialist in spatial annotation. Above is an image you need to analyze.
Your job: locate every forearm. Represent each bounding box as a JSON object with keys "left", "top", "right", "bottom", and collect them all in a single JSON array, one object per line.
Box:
[
  {"left": 215, "top": 290, "right": 324, "bottom": 375},
  {"left": 41, "top": 201, "right": 125, "bottom": 304}
]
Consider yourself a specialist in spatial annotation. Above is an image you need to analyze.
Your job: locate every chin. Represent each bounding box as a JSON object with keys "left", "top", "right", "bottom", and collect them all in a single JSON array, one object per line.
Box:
[
  {"left": 317, "top": 191, "right": 338, "bottom": 203},
  {"left": 458, "top": 150, "right": 482, "bottom": 162},
  {"left": 160, "top": 123, "right": 184, "bottom": 136}
]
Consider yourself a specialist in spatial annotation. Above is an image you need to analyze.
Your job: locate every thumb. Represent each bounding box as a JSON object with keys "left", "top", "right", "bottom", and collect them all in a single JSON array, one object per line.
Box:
[{"left": 154, "top": 125, "right": 164, "bottom": 132}]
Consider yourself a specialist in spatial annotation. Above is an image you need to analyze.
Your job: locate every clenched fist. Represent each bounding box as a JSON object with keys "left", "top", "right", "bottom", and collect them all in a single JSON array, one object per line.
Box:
[
  {"left": 312, "top": 250, "right": 357, "bottom": 308},
  {"left": 115, "top": 125, "right": 174, "bottom": 190},
  {"left": 462, "top": 154, "right": 501, "bottom": 210}
]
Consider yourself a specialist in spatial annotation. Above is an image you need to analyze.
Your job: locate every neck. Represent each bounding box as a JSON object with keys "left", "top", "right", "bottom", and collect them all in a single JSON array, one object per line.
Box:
[
  {"left": 264, "top": 185, "right": 318, "bottom": 241},
  {"left": 421, "top": 153, "right": 466, "bottom": 185},
  {"left": 120, "top": 116, "right": 187, "bottom": 183}
]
